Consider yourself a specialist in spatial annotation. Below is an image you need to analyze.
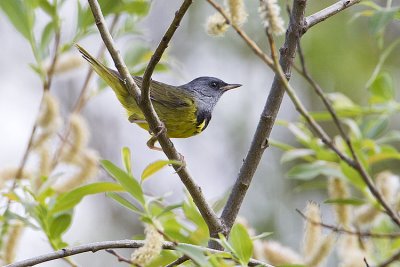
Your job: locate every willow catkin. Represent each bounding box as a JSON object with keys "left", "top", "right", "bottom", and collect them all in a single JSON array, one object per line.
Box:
[
  {"left": 60, "top": 114, "right": 89, "bottom": 163},
  {"left": 302, "top": 202, "right": 322, "bottom": 258},
  {"left": 131, "top": 225, "right": 164, "bottom": 266},
  {"left": 206, "top": 12, "right": 229, "bottom": 36},
  {"left": 328, "top": 177, "right": 351, "bottom": 226},
  {"left": 227, "top": 0, "right": 247, "bottom": 26},
  {"left": 258, "top": 0, "right": 285, "bottom": 35},
  {"left": 263, "top": 240, "right": 304, "bottom": 265},
  {"left": 305, "top": 234, "right": 335, "bottom": 267}
]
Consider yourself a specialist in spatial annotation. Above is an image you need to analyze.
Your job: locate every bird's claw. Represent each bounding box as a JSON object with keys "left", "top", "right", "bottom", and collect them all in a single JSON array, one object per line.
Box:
[
  {"left": 174, "top": 153, "right": 186, "bottom": 173},
  {"left": 146, "top": 123, "right": 167, "bottom": 151}
]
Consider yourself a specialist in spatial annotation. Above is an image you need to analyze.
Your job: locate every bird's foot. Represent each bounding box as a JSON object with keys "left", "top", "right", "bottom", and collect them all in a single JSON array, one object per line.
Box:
[
  {"left": 174, "top": 153, "right": 186, "bottom": 173},
  {"left": 146, "top": 123, "right": 167, "bottom": 151}
]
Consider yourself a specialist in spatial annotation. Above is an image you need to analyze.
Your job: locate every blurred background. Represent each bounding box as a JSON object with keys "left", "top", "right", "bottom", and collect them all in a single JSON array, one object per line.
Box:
[{"left": 1, "top": 0, "right": 399, "bottom": 266}]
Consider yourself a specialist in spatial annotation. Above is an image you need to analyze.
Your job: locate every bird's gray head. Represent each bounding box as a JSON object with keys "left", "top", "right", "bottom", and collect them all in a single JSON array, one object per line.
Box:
[{"left": 181, "top": 76, "right": 241, "bottom": 108}]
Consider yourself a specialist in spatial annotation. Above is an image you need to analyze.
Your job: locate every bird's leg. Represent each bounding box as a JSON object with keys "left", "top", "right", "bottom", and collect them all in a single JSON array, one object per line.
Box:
[
  {"left": 174, "top": 153, "right": 186, "bottom": 173},
  {"left": 146, "top": 123, "right": 167, "bottom": 151}
]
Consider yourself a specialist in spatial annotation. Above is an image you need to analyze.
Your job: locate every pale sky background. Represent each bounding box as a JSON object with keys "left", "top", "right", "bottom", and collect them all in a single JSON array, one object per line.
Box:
[{"left": 0, "top": 1, "right": 324, "bottom": 266}]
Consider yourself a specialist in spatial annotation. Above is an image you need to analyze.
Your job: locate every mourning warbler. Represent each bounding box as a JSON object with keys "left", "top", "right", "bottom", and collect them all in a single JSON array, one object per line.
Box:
[{"left": 76, "top": 44, "right": 241, "bottom": 149}]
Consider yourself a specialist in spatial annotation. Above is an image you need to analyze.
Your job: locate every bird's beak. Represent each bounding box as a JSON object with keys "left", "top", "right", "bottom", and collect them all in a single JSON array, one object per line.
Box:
[{"left": 221, "top": 83, "right": 242, "bottom": 91}]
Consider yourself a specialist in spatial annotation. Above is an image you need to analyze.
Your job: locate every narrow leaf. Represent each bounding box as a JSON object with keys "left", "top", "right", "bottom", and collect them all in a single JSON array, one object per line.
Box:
[
  {"left": 229, "top": 223, "right": 253, "bottom": 265},
  {"left": 175, "top": 244, "right": 212, "bottom": 267},
  {"left": 324, "top": 198, "right": 365, "bottom": 206},
  {"left": 141, "top": 160, "right": 182, "bottom": 182},
  {"left": 121, "top": 147, "right": 132, "bottom": 175},
  {"left": 51, "top": 182, "right": 123, "bottom": 213},
  {"left": 49, "top": 213, "right": 72, "bottom": 239},
  {"left": 101, "top": 160, "right": 145, "bottom": 205},
  {"left": 107, "top": 192, "right": 143, "bottom": 215}
]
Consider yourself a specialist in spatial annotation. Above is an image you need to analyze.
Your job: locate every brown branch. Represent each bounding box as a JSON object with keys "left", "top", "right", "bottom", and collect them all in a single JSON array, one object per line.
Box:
[
  {"left": 377, "top": 249, "right": 400, "bottom": 267},
  {"left": 296, "top": 209, "right": 400, "bottom": 239},
  {"left": 295, "top": 43, "right": 400, "bottom": 227},
  {"left": 51, "top": 15, "right": 120, "bottom": 169},
  {"left": 214, "top": 0, "right": 307, "bottom": 235},
  {"left": 165, "top": 256, "right": 190, "bottom": 267},
  {"left": 105, "top": 249, "right": 132, "bottom": 264},
  {"left": 205, "top": 0, "right": 274, "bottom": 69},
  {"left": 303, "top": 0, "right": 361, "bottom": 33},
  {"left": 140, "top": 0, "right": 192, "bottom": 106},
  {"left": 6, "top": 240, "right": 273, "bottom": 267},
  {"left": 86, "top": 0, "right": 224, "bottom": 238}
]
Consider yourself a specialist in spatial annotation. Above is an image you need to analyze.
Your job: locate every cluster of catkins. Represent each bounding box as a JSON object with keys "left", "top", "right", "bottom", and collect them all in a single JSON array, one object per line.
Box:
[
  {"left": 0, "top": 91, "right": 99, "bottom": 264},
  {"left": 206, "top": 0, "right": 285, "bottom": 36},
  {"left": 253, "top": 173, "right": 400, "bottom": 267}
]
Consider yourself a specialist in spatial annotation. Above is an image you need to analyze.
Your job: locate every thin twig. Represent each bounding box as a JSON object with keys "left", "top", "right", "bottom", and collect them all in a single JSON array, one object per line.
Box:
[
  {"left": 165, "top": 255, "right": 189, "bottom": 267},
  {"left": 105, "top": 249, "right": 133, "bottom": 264},
  {"left": 364, "top": 258, "right": 370, "bottom": 267},
  {"left": 296, "top": 209, "right": 400, "bottom": 239},
  {"left": 205, "top": 0, "right": 274, "bottom": 69},
  {"left": 295, "top": 42, "right": 400, "bottom": 227},
  {"left": 213, "top": 0, "right": 307, "bottom": 236},
  {"left": 6, "top": 240, "right": 273, "bottom": 267},
  {"left": 87, "top": 0, "right": 224, "bottom": 238},
  {"left": 377, "top": 249, "right": 400, "bottom": 267},
  {"left": 303, "top": 0, "right": 361, "bottom": 33},
  {"left": 51, "top": 15, "right": 120, "bottom": 169}
]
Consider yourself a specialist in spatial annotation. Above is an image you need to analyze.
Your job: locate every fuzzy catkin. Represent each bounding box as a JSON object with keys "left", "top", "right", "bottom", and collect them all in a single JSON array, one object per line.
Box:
[
  {"left": 4, "top": 223, "right": 24, "bottom": 264},
  {"left": 376, "top": 171, "right": 399, "bottom": 204},
  {"left": 305, "top": 234, "right": 335, "bottom": 267},
  {"left": 258, "top": 0, "right": 285, "bottom": 35},
  {"left": 206, "top": 12, "right": 229, "bottom": 36},
  {"left": 227, "top": 0, "right": 247, "bottom": 26},
  {"left": 328, "top": 177, "right": 351, "bottom": 226},
  {"left": 353, "top": 204, "right": 381, "bottom": 226},
  {"left": 131, "top": 225, "right": 164, "bottom": 266},
  {"left": 302, "top": 202, "right": 322, "bottom": 258},
  {"left": 61, "top": 114, "right": 89, "bottom": 163},
  {"left": 263, "top": 241, "right": 304, "bottom": 265},
  {"left": 53, "top": 149, "right": 98, "bottom": 193}
]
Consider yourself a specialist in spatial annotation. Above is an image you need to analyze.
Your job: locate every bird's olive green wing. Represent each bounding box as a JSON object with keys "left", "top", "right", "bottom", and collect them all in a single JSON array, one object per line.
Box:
[{"left": 132, "top": 76, "right": 193, "bottom": 108}]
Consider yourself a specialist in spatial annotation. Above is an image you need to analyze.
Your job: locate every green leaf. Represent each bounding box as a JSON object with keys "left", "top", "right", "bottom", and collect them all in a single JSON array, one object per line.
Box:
[
  {"left": 101, "top": 160, "right": 145, "bottom": 205},
  {"left": 369, "top": 8, "right": 398, "bottom": 35},
  {"left": 251, "top": 232, "right": 273, "bottom": 240},
  {"left": 51, "top": 182, "right": 124, "bottom": 213},
  {"left": 40, "top": 20, "right": 55, "bottom": 56},
  {"left": 362, "top": 116, "right": 389, "bottom": 139},
  {"left": 175, "top": 244, "right": 212, "bottom": 267},
  {"left": 287, "top": 161, "right": 343, "bottom": 180},
  {"left": 141, "top": 160, "right": 182, "bottom": 182},
  {"left": 121, "top": 147, "right": 132, "bottom": 175},
  {"left": 155, "top": 203, "right": 182, "bottom": 218},
  {"left": 107, "top": 192, "right": 143, "bottom": 215},
  {"left": 0, "top": 0, "right": 34, "bottom": 41},
  {"left": 49, "top": 213, "right": 72, "bottom": 239},
  {"left": 324, "top": 198, "right": 365, "bottom": 206},
  {"left": 116, "top": 1, "right": 150, "bottom": 16},
  {"left": 281, "top": 149, "right": 315, "bottom": 163},
  {"left": 369, "top": 73, "right": 394, "bottom": 103},
  {"left": 229, "top": 223, "right": 253, "bottom": 266},
  {"left": 340, "top": 161, "right": 365, "bottom": 191}
]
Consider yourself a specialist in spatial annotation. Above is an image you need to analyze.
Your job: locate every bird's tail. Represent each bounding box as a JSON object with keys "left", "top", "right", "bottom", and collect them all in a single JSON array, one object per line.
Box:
[{"left": 75, "top": 44, "right": 130, "bottom": 100}]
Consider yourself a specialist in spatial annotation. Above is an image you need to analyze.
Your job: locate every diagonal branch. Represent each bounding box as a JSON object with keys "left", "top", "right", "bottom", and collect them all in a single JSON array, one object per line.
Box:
[
  {"left": 6, "top": 240, "right": 273, "bottom": 267},
  {"left": 86, "top": 0, "right": 224, "bottom": 237},
  {"left": 216, "top": 0, "right": 307, "bottom": 234},
  {"left": 294, "top": 42, "right": 400, "bottom": 227},
  {"left": 296, "top": 209, "right": 400, "bottom": 239},
  {"left": 303, "top": 0, "right": 361, "bottom": 33}
]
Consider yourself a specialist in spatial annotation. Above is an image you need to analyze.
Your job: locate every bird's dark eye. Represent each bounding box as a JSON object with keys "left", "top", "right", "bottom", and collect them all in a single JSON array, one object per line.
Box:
[{"left": 211, "top": 82, "right": 218, "bottom": 88}]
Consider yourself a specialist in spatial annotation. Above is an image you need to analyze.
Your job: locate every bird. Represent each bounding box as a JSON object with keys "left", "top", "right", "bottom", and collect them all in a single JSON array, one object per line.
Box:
[{"left": 76, "top": 44, "right": 241, "bottom": 150}]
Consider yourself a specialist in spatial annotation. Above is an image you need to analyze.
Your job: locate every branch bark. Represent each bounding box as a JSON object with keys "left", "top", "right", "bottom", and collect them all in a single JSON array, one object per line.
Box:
[
  {"left": 6, "top": 240, "right": 273, "bottom": 267},
  {"left": 219, "top": 0, "right": 307, "bottom": 233},
  {"left": 86, "top": 0, "right": 224, "bottom": 237},
  {"left": 303, "top": 0, "right": 361, "bottom": 33}
]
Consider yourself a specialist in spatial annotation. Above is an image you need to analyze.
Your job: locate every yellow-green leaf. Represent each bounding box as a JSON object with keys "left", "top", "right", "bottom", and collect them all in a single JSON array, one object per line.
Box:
[{"left": 141, "top": 160, "right": 182, "bottom": 182}]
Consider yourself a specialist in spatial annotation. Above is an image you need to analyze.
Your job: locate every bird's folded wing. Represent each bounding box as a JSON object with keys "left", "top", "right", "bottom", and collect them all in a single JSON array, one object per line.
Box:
[{"left": 132, "top": 76, "right": 193, "bottom": 109}]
